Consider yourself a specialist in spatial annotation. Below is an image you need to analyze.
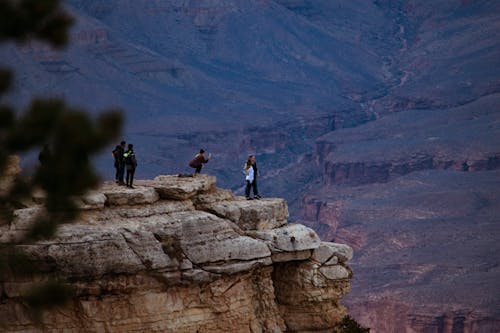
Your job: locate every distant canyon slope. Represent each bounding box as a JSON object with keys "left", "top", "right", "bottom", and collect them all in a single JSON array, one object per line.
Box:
[{"left": 1, "top": 0, "right": 500, "bottom": 332}]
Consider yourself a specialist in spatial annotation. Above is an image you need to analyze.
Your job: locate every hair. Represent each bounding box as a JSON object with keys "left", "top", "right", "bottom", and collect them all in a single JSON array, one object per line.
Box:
[
  {"left": 128, "top": 143, "right": 133, "bottom": 150},
  {"left": 199, "top": 149, "right": 205, "bottom": 154},
  {"left": 121, "top": 140, "right": 126, "bottom": 146},
  {"left": 244, "top": 155, "right": 254, "bottom": 170}
]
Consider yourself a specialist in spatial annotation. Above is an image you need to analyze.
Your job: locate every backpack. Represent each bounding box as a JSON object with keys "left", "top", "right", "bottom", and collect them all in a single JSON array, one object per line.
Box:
[{"left": 125, "top": 151, "right": 137, "bottom": 168}]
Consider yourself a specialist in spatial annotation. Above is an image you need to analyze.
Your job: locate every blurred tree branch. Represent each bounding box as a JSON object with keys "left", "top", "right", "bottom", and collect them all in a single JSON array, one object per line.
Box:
[{"left": 0, "top": 0, "right": 123, "bottom": 319}]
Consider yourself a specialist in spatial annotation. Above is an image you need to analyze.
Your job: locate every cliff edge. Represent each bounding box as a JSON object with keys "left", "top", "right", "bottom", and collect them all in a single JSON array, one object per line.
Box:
[{"left": 1, "top": 174, "right": 353, "bottom": 333}]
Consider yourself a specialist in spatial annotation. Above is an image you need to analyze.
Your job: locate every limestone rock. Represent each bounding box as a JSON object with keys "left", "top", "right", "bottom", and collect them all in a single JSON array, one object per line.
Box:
[
  {"left": 271, "top": 250, "right": 311, "bottom": 263},
  {"left": 138, "top": 174, "right": 216, "bottom": 200},
  {"left": 202, "top": 198, "right": 289, "bottom": 230},
  {"left": 10, "top": 206, "right": 42, "bottom": 231},
  {"left": 321, "top": 241, "right": 354, "bottom": 262},
  {"left": 1, "top": 175, "right": 352, "bottom": 333},
  {"left": 192, "top": 188, "right": 235, "bottom": 209},
  {"left": 22, "top": 225, "right": 146, "bottom": 277},
  {"left": 120, "top": 228, "right": 181, "bottom": 271},
  {"left": 111, "top": 200, "right": 194, "bottom": 218},
  {"left": 202, "top": 257, "right": 272, "bottom": 275},
  {"left": 247, "top": 223, "right": 321, "bottom": 253},
  {"left": 172, "top": 211, "right": 271, "bottom": 264},
  {"left": 312, "top": 241, "right": 352, "bottom": 264},
  {"left": 311, "top": 242, "right": 336, "bottom": 263},
  {"left": 319, "top": 265, "right": 350, "bottom": 280},
  {"left": 73, "top": 192, "right": 107, "bottom": 210},
  {"left": 325, "top": 256, "right": 339, "bottom": 265},
  {"left": 273, "top": 260, "right": 350, "bottom": 332},
  {"left": 102, "top": 186, "right": 159, "bottom": 206}
]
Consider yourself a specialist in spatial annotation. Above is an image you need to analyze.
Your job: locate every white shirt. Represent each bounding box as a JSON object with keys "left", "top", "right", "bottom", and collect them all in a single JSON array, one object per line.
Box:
[{"left": 245, "top": 167, "right": 254, "bottom": 182}]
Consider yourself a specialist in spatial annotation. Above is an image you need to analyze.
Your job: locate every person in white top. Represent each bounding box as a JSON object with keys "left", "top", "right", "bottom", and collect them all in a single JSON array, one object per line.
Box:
[{"left": 244, "top": 155, "right": 261, "bottom": 200}]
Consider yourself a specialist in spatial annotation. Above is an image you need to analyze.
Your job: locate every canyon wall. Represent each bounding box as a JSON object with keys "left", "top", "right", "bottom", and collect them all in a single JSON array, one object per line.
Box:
[
  {"left": 298, "top": 95, "right": 500, "bottom": 332},
  {"left": 0, "top": 174, "right": 353, "bottom": 333}
]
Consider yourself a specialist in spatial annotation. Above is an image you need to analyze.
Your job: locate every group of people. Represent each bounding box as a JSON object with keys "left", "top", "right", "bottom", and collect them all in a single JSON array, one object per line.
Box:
[
  {"left": 112, "top": 144, "right": 261, "bottom": 199},
  {"left": 112, "top": 141, "right": 137, "bottom": 188},
  {"left": 187, "top": 149, "right": 260, "bottom": 200}
]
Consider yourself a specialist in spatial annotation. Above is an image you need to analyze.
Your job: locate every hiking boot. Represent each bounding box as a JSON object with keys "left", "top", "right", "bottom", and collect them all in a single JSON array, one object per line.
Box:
[
  {"left": 254, "top": 195, "right": 262, "bottom": 199},
  {"left": 246, "top": 197, "right": 253, "bottom": 200}
]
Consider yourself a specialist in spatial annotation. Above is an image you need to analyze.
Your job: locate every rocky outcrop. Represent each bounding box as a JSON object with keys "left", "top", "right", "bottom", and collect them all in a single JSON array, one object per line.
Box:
[{"left": 0, "top": 174, "right": 352, "bottom": 333}]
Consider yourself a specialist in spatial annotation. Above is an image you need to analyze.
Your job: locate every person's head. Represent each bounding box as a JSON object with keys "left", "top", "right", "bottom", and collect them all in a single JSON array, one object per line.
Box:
[
  {"left": 199, "top": 149, "right": 205, "bottom": 155},
  {"left": 128, "top": 143, "right": 133, "bottom": 150},
  {"left": 120, "top": 140, "right": 126, "bottom": 147},
  {"left": 245, "top": 155, "right": 254, "bottom": 168}
]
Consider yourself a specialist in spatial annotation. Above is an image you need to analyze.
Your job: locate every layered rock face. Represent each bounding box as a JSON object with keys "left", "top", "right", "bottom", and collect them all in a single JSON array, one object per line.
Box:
[
  {"left": 297, "top": 95, "right": 500, "bottom": 333},
  {"left": 0, "top": 175, "right": 352, "bottom": 333}
]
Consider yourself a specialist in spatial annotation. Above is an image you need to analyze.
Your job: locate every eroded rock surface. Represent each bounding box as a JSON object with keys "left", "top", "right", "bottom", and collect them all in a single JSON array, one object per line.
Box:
[{"left": 0, "top": 175, "right": 352, "bottom": 333}]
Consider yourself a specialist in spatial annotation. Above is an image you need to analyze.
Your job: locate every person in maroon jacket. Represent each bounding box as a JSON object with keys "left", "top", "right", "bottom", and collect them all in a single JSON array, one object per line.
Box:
[{"left": 188, "top": 149, "right": 211, "bottom": 176}]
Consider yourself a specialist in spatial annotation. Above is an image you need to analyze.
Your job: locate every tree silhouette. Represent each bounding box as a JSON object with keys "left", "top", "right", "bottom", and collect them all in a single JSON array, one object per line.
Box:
[{"left": 0, "top": 0, "right": 122, "bottom": 317}]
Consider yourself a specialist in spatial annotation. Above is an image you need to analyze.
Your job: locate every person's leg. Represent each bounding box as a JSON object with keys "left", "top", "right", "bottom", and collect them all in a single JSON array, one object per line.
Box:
[
  {"left": 115, "top": 166, "right": 119, "bottom": 183},
  {"left": 245, "top": 180, "right": 251, "bottom": 198},
  {"left": 119, "top": 163, "right": 125, "bottom": 184},
  {"left": 130, "top": 169, "right": 135, "bottom": 188},
  {"left": 195, "top": 166, "right": 202, "bottom": 174},
  {"left": 252, "top": 179, "right": 260, "bottom": 198},
  {"left": 126, "top": 169, "right": 131, "bottom": 187}
]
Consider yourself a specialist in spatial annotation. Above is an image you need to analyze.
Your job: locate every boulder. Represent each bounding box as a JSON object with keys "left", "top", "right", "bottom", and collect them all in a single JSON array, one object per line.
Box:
[
  {"left": 102, "top": 186, "right": 159, "bottom": 206},
  {"left": 319, "top": 265, "right": 351, "bottom": 280},
  {"left": 311, "top": 242, "right": 336, "bottom": 264},
  {"left": 320, "top": 242, "right": 354, "bottom": 262},
  {"left": 247, "top": 223, "right": 321, "bottom": 253},
  {"left": 170, "top": 211, "right": 271, "bottom": 265},
  {"left": 202, "top": 198, "right": 288, "bottom": 230},
  {"left": 137, "top": 174, "right": 216, "bottom": 200},
  {"left": 74, "top": 192, "right": 107, "bottom": 210}
]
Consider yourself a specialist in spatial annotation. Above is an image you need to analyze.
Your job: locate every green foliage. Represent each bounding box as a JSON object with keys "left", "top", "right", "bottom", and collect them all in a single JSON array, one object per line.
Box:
[
  {"left": 0, "top": 0, "right": 123, "bottom": 319},
  {"left": 332, "top": 315, "right": 370, "bottom": 333}
]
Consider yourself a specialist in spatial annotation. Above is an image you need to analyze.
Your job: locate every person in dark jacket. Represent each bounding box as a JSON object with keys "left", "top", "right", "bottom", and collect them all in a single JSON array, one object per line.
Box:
[
  {"left": 112, "top": 140, "right": 126, "bottom": 185},
  {"left": 123, "top": 143, "right": 137, "bottom": 188},
  {"left": 188, "top": 149, "right": 211, "bottom": 176}
]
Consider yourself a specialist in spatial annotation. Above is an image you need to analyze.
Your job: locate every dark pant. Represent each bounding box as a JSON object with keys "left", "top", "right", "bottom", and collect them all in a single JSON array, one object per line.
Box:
[
  {"left": 118, "top": 163, "right": 125, "bottom": 183},
  {"left": 245, "top": 180, "right": 259, "bottom": 197},
  {"left": 126, "top": 168, "right": 135, "bottom": 186},
  {"left": 194, "top": 165, "right": 202, "bottom": 174}
]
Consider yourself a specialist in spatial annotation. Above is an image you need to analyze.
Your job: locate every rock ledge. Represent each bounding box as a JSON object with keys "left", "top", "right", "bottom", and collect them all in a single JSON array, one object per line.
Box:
[{"left": 1, "top": 175, "right": 353, "bottom": 333}]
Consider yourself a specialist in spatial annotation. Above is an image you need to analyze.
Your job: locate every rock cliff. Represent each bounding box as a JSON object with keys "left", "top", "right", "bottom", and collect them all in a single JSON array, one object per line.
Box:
[{"left": 0, "top": 174, "right": 353, "bottom": 333}]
